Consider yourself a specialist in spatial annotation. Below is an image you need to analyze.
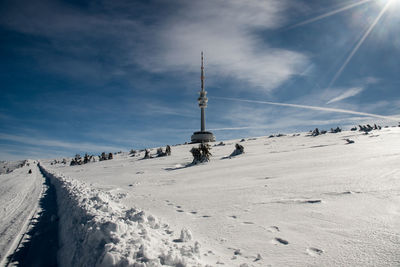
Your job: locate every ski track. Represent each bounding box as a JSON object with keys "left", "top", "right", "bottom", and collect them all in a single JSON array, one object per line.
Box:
[{"left": 0, "top": 161, "right": 43, "bottom": 266}]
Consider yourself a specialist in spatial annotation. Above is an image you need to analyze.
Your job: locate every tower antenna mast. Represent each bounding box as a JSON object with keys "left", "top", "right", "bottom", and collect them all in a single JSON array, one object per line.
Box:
[{"left": 191, "top": 52, "right": 215, "bottom": 143}]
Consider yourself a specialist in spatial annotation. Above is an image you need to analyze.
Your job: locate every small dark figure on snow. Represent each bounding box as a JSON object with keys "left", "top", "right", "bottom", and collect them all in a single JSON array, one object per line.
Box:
[
  {"left": 100, "top": 152, "right": 108, "bottom": 161},
  {"left": 190, "top": 143, "right": 211, "bottom": 164},
  {"left": 312, "top": 128, "right": 320, "bottom": 136},
  {"left": 330, "top": 126, "right": 342, "bottom": 133},
  {"left": 345, "top": 139, "right": 355, "bottom": 144},
  {"left": 144, "top": 149, "right": 151, "bottom": 159},
  {"left": 84, "top": 153, "right": 90, "bottom": 164},
  {"left": 156, "top": 148, "right": 164, "bottom": 157},
  {"left": 28, "top": 169, "right": 32, "bottom": 174},
  {"left": 70, "top": 154, "right": 82, "bottom": 166},
  {"left": 230, "top": 143, "right": 244, "bottom": 157},
  {"left": 108, "top": 153, "right": 113, "bottom": 160},
  {"left": 165, "top": 145, "right": 171, "bottom": 156}
]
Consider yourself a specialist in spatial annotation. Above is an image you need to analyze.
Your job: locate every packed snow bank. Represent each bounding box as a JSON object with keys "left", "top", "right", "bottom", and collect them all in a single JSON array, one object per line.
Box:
[{"left": 39, "top": 165, "right": 205, "bottom": 267}]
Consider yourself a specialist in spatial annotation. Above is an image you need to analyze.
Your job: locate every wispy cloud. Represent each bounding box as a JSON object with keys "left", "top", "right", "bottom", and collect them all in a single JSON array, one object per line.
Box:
[
  {"left": 133, "top": 0, "right": 308, "bottom": 92},
  {"left": 326, "top": 87, "right": 363, "bottom": 104},
  {"left": 0, "top": 133, "right": 124, "bottom": 153},
  {"left": 0, "top": 0, "right": 308, "bottom": 93}
]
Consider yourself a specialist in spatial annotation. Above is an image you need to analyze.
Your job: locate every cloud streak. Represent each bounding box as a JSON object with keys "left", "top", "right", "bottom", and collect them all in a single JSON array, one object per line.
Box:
[
  {"left": 326, "top": 87, "right": 364, "bottom": 104},
  {"left": 214, "top": 96, "right": 400, "bottom": 121},
  {"left": 0, "top": 133, "right": 124, "bottom": 153}
]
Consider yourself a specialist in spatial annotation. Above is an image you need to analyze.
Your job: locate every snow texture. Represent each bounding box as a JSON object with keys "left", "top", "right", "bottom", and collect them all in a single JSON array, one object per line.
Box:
[
  {"left": 0, "top": 160, "right": 43, "bottom": 266},
  {"left": 2, "top": 127, "right": 400, "bottom": 266},
  {"left": 42, "top": 127, "right": 400, "bottom": 266},
  {"left": 40, "top": 166, "right": 205, "bottom": 267}
]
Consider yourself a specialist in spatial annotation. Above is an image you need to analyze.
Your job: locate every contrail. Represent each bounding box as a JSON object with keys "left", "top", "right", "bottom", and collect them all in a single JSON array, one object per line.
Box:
[
  {"left": 214, "top": 96, "right": 400, "bottom": 121},
  {"left": 209, "top": 126, "right": 270, "bottom": 131},
  {"left": 329, "top": 0, "right": 392, "bottom": 87},
  {"left": 287, "top": 0, "right": 372, "bottom": 29}
]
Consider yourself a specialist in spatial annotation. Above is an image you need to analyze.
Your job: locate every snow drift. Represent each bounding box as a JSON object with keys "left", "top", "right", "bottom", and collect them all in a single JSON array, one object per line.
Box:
[{"left": 39, "top": 165, "right": 205, "bottom": 267}]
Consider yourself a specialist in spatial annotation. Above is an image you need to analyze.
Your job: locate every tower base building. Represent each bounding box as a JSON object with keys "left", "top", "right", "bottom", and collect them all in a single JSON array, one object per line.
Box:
[{"left": 191, "top": 131, "right": 215, "bottom": 143}]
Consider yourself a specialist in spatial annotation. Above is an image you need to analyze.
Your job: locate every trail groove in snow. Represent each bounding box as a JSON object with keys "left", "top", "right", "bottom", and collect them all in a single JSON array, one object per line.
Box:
[
  {"left": 0, "top": 161, "right": 43, "bottom": 266},
  {"left": 7, "top": 166, "right": 59, "bottom": 266}
]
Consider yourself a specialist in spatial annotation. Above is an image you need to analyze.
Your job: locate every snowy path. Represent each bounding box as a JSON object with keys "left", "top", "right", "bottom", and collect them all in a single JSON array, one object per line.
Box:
[
  {"left": 44, "top": 128, "right": 400, "bottom": 266},
  {"left": 7, "top": 166, "right": 59, "bottom": 266},
  {"left": 0, "top": 161, "right": 43, "bottom": 266}
]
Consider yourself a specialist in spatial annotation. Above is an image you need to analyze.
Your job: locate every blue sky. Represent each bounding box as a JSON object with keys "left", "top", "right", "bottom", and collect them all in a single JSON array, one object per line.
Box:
[{"left": 1, "top": 0, "right": 399, "bottom": 160}]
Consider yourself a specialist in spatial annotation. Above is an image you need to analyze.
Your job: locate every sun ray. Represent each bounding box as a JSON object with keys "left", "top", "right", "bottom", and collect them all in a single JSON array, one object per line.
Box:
[
  {"left": 287, "top": 0, "right": 372, "bottom": 29},
  {"left": 328, "top": 0, "right": 393, "bottom": 87}
]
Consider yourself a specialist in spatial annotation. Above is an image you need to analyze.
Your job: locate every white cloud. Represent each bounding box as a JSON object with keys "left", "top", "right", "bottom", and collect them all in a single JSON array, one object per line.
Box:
[
  {"left": 132, "top": 0, "right": 308, "bottom": 92},
  {"left": 326, "top": 87, "right": 364, "bottom": 104},
  {"left": 0, "top": 0, "right": 308, "bottom": 93}
]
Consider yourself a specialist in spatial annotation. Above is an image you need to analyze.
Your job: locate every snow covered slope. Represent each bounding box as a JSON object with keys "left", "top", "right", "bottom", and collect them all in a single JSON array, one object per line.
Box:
[
  {"left": 43, "top": 128, "right": 400, "bottom": 266},
  {"left": 0, "top": 161, "right": 43, "bottom": 266},
  {"left": 0, "top": 160, "right": 26, "bottom": 175}
]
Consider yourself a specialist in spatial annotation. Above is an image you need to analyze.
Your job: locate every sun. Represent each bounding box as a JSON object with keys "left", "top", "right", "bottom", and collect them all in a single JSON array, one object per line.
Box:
[{"left": 379, "top": 0, "right": 400, "bottom": 9}]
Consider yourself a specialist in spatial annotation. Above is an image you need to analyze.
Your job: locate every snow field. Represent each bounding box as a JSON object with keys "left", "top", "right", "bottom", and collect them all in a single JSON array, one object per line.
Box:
[
  {"left": 44, "top": 127, "right": 400, "bottom": 266},
  {"left": 40, "top": 165, "right": 207, "bottom": 267}
]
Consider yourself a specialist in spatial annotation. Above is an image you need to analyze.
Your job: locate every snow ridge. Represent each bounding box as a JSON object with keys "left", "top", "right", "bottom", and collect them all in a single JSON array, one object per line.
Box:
[{"left": 39, "top": 165, "right": 205, "bottom": 267}]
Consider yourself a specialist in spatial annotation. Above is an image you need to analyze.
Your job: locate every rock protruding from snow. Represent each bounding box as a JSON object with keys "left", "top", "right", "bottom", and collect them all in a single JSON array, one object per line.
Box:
[
  {"left": 40, "top": 166, "right": 205, "bottom": 267},
  {"left": 229, "top": 144, "right": 244, "bottom": 157}
]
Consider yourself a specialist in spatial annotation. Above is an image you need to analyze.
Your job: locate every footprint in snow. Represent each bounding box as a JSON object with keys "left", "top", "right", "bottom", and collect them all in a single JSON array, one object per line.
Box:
[
  {"left": 229, "top": 215, "right": 237, "bottom": 219},
  {"left": 303, "top": 200, "right": 322, "bottom": 204},
  {"left": 165, "top": 229, "right": 174, "bottom": 235},
  {"left": 176, "top": 209, "right": 184, "bottom": 213},
  {"left": 242, "top": 221, "right": 255, "bottom": 225},
  {"left": 267, "top": 226, "right": 280, "bottom": 232},
  {"left": 202, "top": 215, "right": 211, "bottom": 218},
  {"left": 233, "top": 249, "right": 242, "bottom": 255},
  {"left": 190, "top": 211, "right": 198, "bottom": 214},
  {"left": 273, "top": 237, "right": 289, "bottom": 245},
  {"left": 307, "top": 247, "right": 323, "bottom": 256},
  {"left": 176, "top": 205, "right": 181, "bottom": 208}
]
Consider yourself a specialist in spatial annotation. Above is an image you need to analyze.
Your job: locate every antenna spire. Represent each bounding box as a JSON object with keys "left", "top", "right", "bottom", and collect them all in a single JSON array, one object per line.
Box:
[{"left": 201, "top": 51, "right": 205, "bottom": 92}]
